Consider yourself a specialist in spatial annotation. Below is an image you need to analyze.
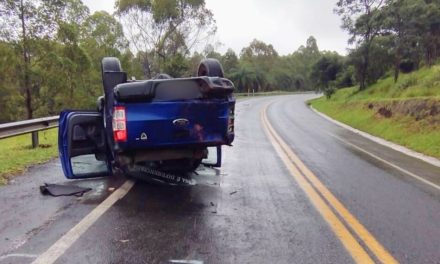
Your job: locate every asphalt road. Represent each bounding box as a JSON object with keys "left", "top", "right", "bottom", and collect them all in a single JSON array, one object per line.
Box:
[{"left": 1, "top": 94, "right": 440, "bottom": 264}]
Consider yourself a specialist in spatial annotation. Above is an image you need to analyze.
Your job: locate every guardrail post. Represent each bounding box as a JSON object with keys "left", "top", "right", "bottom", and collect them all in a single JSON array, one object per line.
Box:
[{"left": 31, "top": 131, "right": 39, "bottom": 148}]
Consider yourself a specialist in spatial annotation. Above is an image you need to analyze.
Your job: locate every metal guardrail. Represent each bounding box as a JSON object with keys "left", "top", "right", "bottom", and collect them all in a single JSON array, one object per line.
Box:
[{"left": 0, "top": 116, "right": 59, "bottom": 148}]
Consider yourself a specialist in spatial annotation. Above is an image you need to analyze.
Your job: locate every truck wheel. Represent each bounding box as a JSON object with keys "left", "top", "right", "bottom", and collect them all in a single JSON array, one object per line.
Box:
[
  {"left": 101, "top": 57, "right": 122, "bottom": 74},
  {"left": 197, "top": 58, "right": 224, "bottom": 78},
  {"left": 101, "top": 57, "right": 124, "bottom": 95},
  {"left": 101, "top": 57, "right": 125, "bottom": 149},
  {"left": 96, "top": 96, "right": 105, "bottom": 112}
]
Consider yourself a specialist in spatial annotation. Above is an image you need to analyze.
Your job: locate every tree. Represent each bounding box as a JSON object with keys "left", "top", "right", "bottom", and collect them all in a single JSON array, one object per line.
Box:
[
  {"left": 379, "top": 0, "right": 427, "bottom": 81},
  {"left": 0, "top": 0, "right": 92, "bottom": 119},
  {"left": 83, "top": 11, "right": 128, "bottom": 57},
  {"left": 240, "top": 39, "right": 278, "bottom": 64},
  {"left": 311, "top": 52, "right": 343, "bottom": 93},
  {"left": 0, "top": 0, "right": 40, "bottom": 119},
  {"left": 116, "top": 0, "right": 217, "bottom": 78},
  {"left": 203, "top": 43, "right": 222, "bottom": 61},
  {"left": 271, "top": 58, "right": 296, "bottom": 91},
  {"left": 38, "top": 0, "right": 95, "bottom": 112},
  {"left": 162, "top": 53, "right": 188, "bottom": 77},
  {"left": 335, "top": 0, "right": 386, "bottom": 90},
  {"left": 221, "top": 48, "right": 238, "bottom": 76},
  {"left": 0, "top": 42, "right": 22, "bottom": 122},
  {"left": 229, "top": 62, "right": 257, "bottom": 93},
  {"left": 415, "top": 0, "right": 440, "bottom": 66},
  {"left": 283, "top": 36, "right": 321, "bottom": 91},
  {"left": 82, "top": 11, "right": 129, "bottom": 73},
  {"left": 240, "top": 39, "right": 279, "bottom": 91}
]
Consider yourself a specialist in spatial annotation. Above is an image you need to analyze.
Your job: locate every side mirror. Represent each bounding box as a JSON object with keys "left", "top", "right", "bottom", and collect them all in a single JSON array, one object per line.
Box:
[{"left": 202, "top": 146, "right": 222, "bottom": 167}]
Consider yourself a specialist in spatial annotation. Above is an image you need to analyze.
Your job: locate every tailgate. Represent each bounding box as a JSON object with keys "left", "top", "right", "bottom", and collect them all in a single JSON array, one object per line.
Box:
[{"left": 118, "top": 100, "right": 231, "bottom": 150}]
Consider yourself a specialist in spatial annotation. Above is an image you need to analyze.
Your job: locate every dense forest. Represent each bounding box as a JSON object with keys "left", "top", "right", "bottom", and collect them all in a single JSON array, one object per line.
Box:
[{"left": 1, "top": 0, "right": 440, "bottom": 122}]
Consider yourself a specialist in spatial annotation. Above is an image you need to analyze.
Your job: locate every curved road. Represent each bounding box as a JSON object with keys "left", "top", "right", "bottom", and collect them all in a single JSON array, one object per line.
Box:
[{"left": 1, "top": 94, "right": 439, "bottom": 264}]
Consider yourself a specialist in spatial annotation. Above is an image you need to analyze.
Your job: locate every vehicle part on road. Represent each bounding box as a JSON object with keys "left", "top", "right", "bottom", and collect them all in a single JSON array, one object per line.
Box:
[{"left": 39, "top": 183, "right": 92, "bottom": 197}]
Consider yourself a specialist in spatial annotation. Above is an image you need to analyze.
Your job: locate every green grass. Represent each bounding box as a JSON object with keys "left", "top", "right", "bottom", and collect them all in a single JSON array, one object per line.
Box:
[
  {"left": 327, "top": 65, "right": 440, "bottom": 102},
  {"left": 310, "top": 66, "right": 440, "bottom": 159},
  {"left": 0, "top": 128, "right": 59, "bottom": 185}
]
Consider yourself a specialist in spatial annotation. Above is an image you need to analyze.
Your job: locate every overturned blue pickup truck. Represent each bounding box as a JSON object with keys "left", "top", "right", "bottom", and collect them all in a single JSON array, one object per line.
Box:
[{"left": 58, "top": 57, "right": 235, "bottom": 179}]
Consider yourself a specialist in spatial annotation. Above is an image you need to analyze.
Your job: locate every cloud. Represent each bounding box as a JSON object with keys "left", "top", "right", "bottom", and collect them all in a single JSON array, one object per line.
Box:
[{"left": 205, "top": 0, "right": 349, "bottom": 55}]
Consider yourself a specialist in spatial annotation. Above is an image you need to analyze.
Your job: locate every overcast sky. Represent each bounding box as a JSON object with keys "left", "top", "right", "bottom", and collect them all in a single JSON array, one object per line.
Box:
[{"left": 82, "top": 0, "right": 349, "bottom": 55}]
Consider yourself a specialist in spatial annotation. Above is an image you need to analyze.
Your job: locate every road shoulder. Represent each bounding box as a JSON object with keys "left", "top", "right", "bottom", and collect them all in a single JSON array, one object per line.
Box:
[{"left": 310, "top": 105, "right": 440, "bottom": 168}]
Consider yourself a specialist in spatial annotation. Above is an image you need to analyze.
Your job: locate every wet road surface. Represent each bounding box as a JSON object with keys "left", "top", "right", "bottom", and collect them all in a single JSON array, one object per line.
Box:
[{"left": 1, "top": 94, "right": 439, "bottom": 264}]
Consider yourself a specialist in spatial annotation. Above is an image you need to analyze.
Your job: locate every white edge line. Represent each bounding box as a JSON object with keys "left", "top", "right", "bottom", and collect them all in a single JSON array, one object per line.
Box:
[
  {"left": 309, "top": 105, "right": 440, "bottom": 168},
  {"left": 0, "top": 253, "right": 38, "bottom": 261},
  {"left": 169, "top": 260, "right": 204, "bottom": 264},
  {"left": 328, "top": 133, "right": 440, "bottom": 191},
  {"left": 31, "top": 179, "right": 135, "bottom": 264}
]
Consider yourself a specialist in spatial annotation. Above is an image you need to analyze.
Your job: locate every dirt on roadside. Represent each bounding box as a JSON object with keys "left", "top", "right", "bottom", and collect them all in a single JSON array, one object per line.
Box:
[{"left": 365, "top": 99, "right": 440, "bottom": 126}]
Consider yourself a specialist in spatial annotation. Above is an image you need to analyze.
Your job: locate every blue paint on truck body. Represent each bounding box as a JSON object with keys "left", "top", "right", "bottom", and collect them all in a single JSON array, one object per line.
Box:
[{"left": 115, "top": 98, "right": 235, "bottom": 151}]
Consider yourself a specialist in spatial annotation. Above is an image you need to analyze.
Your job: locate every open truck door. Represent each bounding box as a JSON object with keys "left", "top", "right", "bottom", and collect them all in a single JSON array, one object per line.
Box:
[{"left": 58, "top": 111, "right": 112, "bottom": 179}]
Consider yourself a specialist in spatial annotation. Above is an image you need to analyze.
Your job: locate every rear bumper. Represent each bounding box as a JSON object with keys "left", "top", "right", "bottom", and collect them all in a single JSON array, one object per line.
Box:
[{"left": 115, "top": 147, "right": 208, "bottom": 165}]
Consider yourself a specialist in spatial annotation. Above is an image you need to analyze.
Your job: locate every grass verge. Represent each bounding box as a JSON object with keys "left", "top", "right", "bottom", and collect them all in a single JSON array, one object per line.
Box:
[
  {"left": 0, "top": 128, "right": 59, "bottom": 185},
  {"left": 309, "top": 66, "right": 440, "bottom": 159}
]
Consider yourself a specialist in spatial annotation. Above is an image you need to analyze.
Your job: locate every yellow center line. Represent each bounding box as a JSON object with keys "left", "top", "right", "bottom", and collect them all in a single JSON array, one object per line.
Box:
[{"left": 261, "top": 103, "right": 398, "bottom": 264}]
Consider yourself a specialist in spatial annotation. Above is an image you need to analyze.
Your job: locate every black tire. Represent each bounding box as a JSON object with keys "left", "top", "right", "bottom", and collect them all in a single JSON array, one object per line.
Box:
[
  {"left": 101, "top": 57, "right": 123, "bottom": 94},
  {"left": 101, "top": 57, "right": 122, "bottom": 74},
  {"left": 96, "top": 95, "right": 105, "bottom": 112},
  {"left": 100, "top": 57, "right": 125, "bottom": 151},
  {"left": 153, "top": 73, "right": 173, "bottom": 79},
  {"left": 197, "top": 58, "right": 224, "bottom": 78}
]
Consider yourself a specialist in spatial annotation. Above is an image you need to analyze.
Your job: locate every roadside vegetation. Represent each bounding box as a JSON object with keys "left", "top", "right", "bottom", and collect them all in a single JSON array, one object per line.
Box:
[
  {"left": 308, "top": 0, "right": 440, "bottom": 160},
  {"left": 0, "top": 129, "right": 58, "bottom": 185},
  {"left": 310, "top": 66, "right": 440, "bottom": 158},
  {"left": 0, "top": 0, "right": 330, "bottom": 125}
]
